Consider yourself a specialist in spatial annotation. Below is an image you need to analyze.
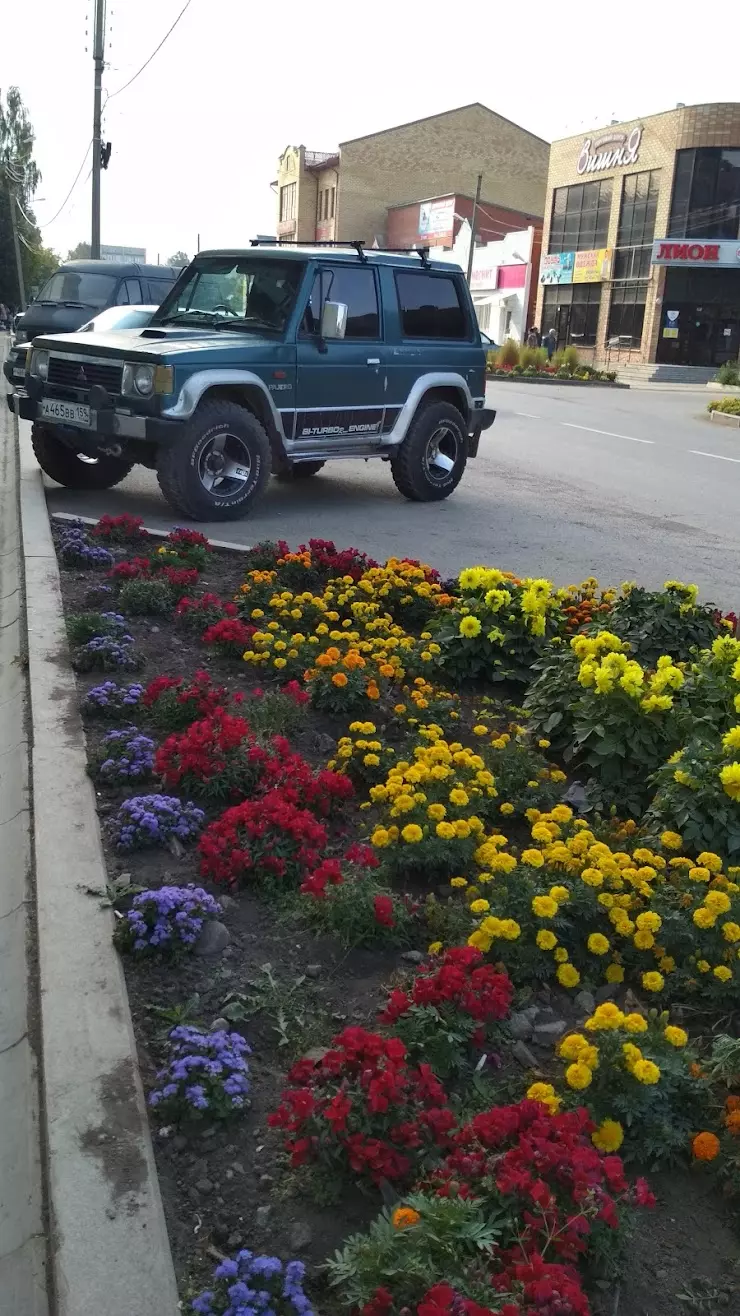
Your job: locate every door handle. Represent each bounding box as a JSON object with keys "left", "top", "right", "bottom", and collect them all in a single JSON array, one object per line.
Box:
[{"left": 366, "top": 358, "right": 380, "bottom": 366}]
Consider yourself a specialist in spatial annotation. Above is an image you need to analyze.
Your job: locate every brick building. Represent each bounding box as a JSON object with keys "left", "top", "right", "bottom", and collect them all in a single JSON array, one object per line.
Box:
[
  {"left": 275, "top": 103, "right": 548, "bottom": 251},
  {"left": 534, "top": 103, "right": 740, "bottom": 368}
]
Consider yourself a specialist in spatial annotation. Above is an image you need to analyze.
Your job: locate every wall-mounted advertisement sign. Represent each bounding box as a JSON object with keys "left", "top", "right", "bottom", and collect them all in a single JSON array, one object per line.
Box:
[
  {"left": 418, "top": 197, "right": 455, "bottom": 246},
  {"left": 540, "top": 251, "right": 574, "bottom": 285},
  {"left": 573, "top": 248, "right": 612, "bottom": 283},
  {"left": 577, "top": 126, "right": 642, "bottom": 176},
  {"left": 652, "top": 239, "right": 740, "bottom": 268},
  {"left": 662, "top": 309, "right": 680, "bottom": 339}
]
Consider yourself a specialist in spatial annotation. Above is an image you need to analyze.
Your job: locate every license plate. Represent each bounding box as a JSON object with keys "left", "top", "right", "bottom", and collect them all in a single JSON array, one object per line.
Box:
[
  {"left": 40, "top": 398, "right": 91, "bottom": 427},
  {"left": 12, "top": 367, "right": 24, "bottom": 379}
]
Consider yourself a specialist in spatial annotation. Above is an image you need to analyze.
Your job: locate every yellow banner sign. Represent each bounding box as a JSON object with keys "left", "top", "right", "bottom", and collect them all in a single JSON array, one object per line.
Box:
[{"left": 573, "top": 248, "right": 611, "bottom": 283}]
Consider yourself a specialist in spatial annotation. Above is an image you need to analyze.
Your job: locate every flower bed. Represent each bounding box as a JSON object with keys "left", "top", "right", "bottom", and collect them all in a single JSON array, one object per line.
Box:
[{"left": 53, "top": 521, "right": 740, "bottom": 1316}]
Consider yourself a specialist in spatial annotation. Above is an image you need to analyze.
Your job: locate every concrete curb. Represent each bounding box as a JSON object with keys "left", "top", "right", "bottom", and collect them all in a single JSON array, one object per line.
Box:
[
  {"left": 706, "top": 381, "right": 740, "bottom": 395},
  {"left": 17, "top": 423, "right": 180, "bottom": 1315},
  {"left": 709, "top": 410, "right": 740, "bottom": 429},
  {"left": 0, "top": 392, "right": 48, "bottom": 1315},
  {"left": 485, "top": 374, "right": 628, "bottom": 388},
  {"left": 52, "top": 509, "right": 254, "bottom": 553}
]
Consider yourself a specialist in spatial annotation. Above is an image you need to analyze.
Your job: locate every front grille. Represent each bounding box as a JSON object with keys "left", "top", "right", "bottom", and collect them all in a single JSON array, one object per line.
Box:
[{"left": 48, "top": 355, "right": 123, "bottom": 395}]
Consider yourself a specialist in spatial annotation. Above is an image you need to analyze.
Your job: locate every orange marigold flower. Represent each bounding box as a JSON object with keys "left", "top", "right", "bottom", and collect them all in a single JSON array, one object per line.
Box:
[
  {"left": 690, "top": 1062, "right": 704, "bottom": 1079},
  {"left": 367, "top": 683, "right": 380, "bottom": 700},
  {"left": 392, "top": 1206, "right": 421, "bottom": 1229},
  {"left": 692, "top": 1131, "right": 720, "bottom": 1161},
  {"left": 726, "top": 1095, "right": 740, "bottom": 1112},
  {"left": 725, "top": 1110, "right": 740, "bottom": 1135},
  {"left": 379, "top": 663, "right": 395, "bottom": 678},
  {"left": 332, "top": 672, "right": 348, "bottom": 687}
]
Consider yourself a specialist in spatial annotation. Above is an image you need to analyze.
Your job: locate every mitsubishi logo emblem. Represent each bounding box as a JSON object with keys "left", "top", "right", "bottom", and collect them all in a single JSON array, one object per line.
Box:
[{"left": 77, "top": 367, "right": 87, "bottom": 384}]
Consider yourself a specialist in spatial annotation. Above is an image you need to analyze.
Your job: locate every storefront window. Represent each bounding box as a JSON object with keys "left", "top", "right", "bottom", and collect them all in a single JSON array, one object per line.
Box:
[
  {"left": 668, "top": 148, "right": 740, "bottom": 240},
  {"left": 617, "top": 170, "right": 660, "bottom": 246},
  {"left": 607, "top": 282, "right": 648, "bottom": 348},
  {"left": 542, "top": 284, "right": 602, "bottom": 347},
  {"left": 613, "top": 246, "right": 653, "bottom": 280},
  {"left": 548, "top": 180, "right": 612, "bottom": 253}
]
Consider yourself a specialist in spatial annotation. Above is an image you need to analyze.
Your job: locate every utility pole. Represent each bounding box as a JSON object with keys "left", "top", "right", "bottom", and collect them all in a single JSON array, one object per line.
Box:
[
  {"left": 466, "top": 172, "right": 483, "bottom": 287},
  {"left": 8, "top": 189, "right": 26, "bottom": 310},
  {"left": 91, "top": 0, "right": 106, "bottom": 258}
]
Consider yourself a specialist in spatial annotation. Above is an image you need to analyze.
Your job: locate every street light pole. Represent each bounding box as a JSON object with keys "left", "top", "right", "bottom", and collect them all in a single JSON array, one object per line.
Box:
[
  {"left": 91, "top": 0, "right": 106, "bottom": 258},
  {"left": 466, "top": 173, "right": 482, "bottom": 286},
  {"left": 8, "top": 190, "right": 26, "bottom": 310}
]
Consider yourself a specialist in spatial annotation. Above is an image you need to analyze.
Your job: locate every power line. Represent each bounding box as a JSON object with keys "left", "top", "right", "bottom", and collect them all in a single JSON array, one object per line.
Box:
[
  {"left": 30, "top": 140, "right": 93, "bottom": 228},
  {"left": 104, "top": 0, "right": 193, "bottom": 103}
]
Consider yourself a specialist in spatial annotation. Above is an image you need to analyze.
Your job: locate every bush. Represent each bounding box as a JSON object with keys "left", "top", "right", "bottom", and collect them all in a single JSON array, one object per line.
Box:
[
  {"left": 604, "top": 581, "right": 721, "bottom": 666},
  {"left": 267, "top": 1027, "right": 455, "bottom": 1191},
  {"left": 201, "top": 616, "right": 256, "bottom": 658},
  {"left": 155, "top": 711, "right": 267, "bottom": 801},
  {"left": 708, "top": 396, "right": 740, "bottom": 415},
  {"left": 142, "top": 670, "right": 231, "bottom": 731},
  {"left": 198, "top": 789, "right": 328, "bottom": 888},
  {"left": 430, "top": 567, "right": 562, "bottom": 683},
  {"left": 115, "top": 884, "right": 222, "bottom": 957},
  {"left": 66, "top": 610, "right": 127, "bottom": 647},
  {"left": 243, "top": 682, "right": 310, "bottom": 738},
  {"left": 91, "top": 513, "right": 147, "bottom": 544},
  {"left": 149, "top": 1025, "right": 250, "bottom": 1121},
  {"left": 554, "top": 1004, "right": 709, "bottom": 1165},
  {"left": 714, "top": 362, "right": 740, "bottom": 387},
  {"left": 495, "top": 339, "right": 520, "bottom": 368},
  {"left": 562, "top": 345, "right": 580, "bottom": 371},
  {"left": 646, "top": 726, "right": 740, "bottom": 861},
  {"left": 301, "top": 861, "right": 418, "bottom": 948},
  {"left": 175, "top": 592, "right": 238, "bottom": 631},
  {"left": 118, "top": 578, "right": 176, "bottom": 616},
  {"left": 71, "top": 633, "right": 144, "bottom": 673},
  {"left": 377, "top": 947, "right": 512, "bottom": 1077}
]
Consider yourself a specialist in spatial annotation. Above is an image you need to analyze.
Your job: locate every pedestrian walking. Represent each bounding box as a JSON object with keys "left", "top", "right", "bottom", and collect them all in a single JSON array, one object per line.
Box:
[
  {"left": 545, "top": 327, "right": 557, "bottom": 361},
  {"left": 0, "top": 302, "right": 8, "bottom": 331},
  {"left": 526, "top": 325, "right": 540, "bottom": 349}
]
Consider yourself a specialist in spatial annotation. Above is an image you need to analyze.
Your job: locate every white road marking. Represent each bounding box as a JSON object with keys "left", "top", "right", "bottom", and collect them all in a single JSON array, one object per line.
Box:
[
  {"left": 689, "top": 450, "right": 740, "bottom": 464},
  {"left": 562, "top": 422, "right": 654, "bottom": 445},
  {"left": 515, "top": 411, "right": 541, "bottom": 419}
]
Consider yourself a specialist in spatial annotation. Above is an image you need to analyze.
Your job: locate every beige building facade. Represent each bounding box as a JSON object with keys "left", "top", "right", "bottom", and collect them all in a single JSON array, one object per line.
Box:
[
  {"left": 534, "top": 103, "right": 740, "bottom": 368},
  {"left": 275, "top": 103, "right": 549, "bottom": 252}
]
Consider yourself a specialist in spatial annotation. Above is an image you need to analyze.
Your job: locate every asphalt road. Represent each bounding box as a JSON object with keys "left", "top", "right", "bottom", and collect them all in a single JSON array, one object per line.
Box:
[{"left": 16, "top": 378, "right": 740, "bottom": 606}]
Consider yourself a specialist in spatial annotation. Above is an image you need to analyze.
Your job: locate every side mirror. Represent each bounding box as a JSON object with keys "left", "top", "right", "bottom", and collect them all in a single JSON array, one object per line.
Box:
[{"left": 320, "top": 301, "right": 347, "bottom": 340}]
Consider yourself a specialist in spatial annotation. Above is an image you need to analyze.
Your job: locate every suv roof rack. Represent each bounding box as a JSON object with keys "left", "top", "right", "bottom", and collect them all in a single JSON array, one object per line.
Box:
[{"left": 249, "top": 238, "right": 432, "bottom": 266}]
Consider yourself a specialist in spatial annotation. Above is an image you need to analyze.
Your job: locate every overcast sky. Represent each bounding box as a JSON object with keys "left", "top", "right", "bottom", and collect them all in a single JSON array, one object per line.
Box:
[{"left": 2, "top": 0, "right": 740, "bottom": 265}]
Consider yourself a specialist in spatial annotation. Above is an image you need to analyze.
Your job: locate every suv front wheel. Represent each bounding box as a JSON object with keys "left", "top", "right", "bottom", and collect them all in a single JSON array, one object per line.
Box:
[
  {"left": 391, "top": 401, "right": 467, "bottom": 502},
  {"left": 156, "top": 400, "right": 271, "bottom": 520},
  {"left": 31, "top": 423, "right": 133, "bottom": 490}
]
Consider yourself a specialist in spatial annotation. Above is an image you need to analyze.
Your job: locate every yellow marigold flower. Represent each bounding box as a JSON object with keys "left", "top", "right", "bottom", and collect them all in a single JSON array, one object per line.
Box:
[
  {"left": 550, "top": 886, "right": 570, "bottom": 903},
  {"left": 449, "top": 788, "right": 469, "bottom": 807},
  {"left": 697, "top": 851, "right": 724, "bottom": 873},
  {"left": 450, "top": 877, "right": 468, "bottom": 888},
  {"left": 565, "top": 1061, "right": 592, "bottom": 1089},
  {"left": 714, "top": 964, "right": 732, "bottom": 981},
  {"left": 521, "top": 849, "right": 545, "bottom": 868},
  {"left": 720, "top": 762, "right": 740, "bottom": 800},
  {"left": 554, "top": 947, "right": 569, "bottom": 963},
  {"left": 427, "top": 803, "right": 446, "bottom": 821},
  {"left": 363, "top": 753, "right": 380, "bottom": 767},
  {"left": 532, "top": 895, "right": 558, "bottom": 918},
  {"left": 500, "top": 918, "right": 522, "bottom": 940},
  {"left": 470, "top": 899, "right": 489, "bottom": 914},
  {"left": 633, "top": 930, "right": 655, "bottom": 950},
  {"left": 428, "top": 941, "right": 443, "bottom": 955},
  {"left": 722, "top": 922, "right": 740, "bottom": 943},
  {"left": 664, "top": 1025, "right": 688, "bottom": 1047},
  {"left": 586, "top": 1003, "right": 625, "bottom": 1031},
  {"left": 622, "top": 1042, "right": 642, "bottom": 1068},
  {"left": 705, "top": 890, "right": 731, "bottom": 914},
  {"left": 689, "top": 866, "right": 711, "bottom": 883},
  {"left": 693, "top": 907, "right": 717, "bottom": 930},
  {"left": 587, "top": 933, "right": 610, "bottom": 955},
  {"left": 696, "top": 959, "right": 711, "bottom": 973},
  {"left": 581, "top": 868, "right": 604, "bottom": 888},
  {"left": 454, "top": 819, "right": 471, "bottom": 838},
  {"left": 624, "top": 1013, "right": 648, "bottom": 1033},
  {"left": 592, "top": 1119, "right": 624, "bottom": 1153},
  {"left": 495, "top": 802, "right": 514, "bottom": 818},
  {"left": 489, "top": 852, "right": 518, "bottom": 874},
  {"left": 472, "top": 724, "right": 488, "bottom": 736},
  {"left": 606, "top": 963, "right": 625, "bottom": 983},
  {"left": 722, "top": 726, "right": 740, "bottom": 752},
  {"left": 550, "top": 769, "right": 567, "bottom": 783},
  {"left": 557, "top": 963, "right": 581, "bottom": 988},
  {"left": 632, "top": 1058, "right": 661, "bottom": 1085},
  {"left": 372, "top": 828, "right": 390, "bottom": 848},
  {"left": 635, "top": 911, "right": 662, "bottom": 932},
  {"left": 401, "top": 824, "right": 423, "bottom": 844},
  {"left": 642, "top": 971, "right": 665, "bottom": 992},
  {"left": 436, "top": 821, "right": 456, "bottom": 840},
  {"left": 535, "top": 929, "right": 557, "bottom": 951},
  {"left": 559, "top": 1033, "right": 590, "bottom": 1061}
]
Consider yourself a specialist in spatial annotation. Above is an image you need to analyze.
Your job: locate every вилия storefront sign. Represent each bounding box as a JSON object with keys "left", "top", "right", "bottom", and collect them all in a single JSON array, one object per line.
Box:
[{"left": 577, "top": 126, "right": 642, "bottom": 175}]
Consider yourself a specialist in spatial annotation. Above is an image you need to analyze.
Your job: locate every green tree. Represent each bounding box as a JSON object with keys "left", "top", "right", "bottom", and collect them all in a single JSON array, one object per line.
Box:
[
  {"left": 167, "top": 250, "right": 189, "bottom": 266},
  {"left": 0, "top": 86, "right": 57, "bottom": 307},
  {"left": 67, "top": 241, "right": 91, "bottom": 260}
]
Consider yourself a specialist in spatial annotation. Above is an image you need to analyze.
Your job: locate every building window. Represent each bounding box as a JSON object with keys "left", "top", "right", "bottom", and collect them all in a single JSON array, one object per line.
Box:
[
  {"left": 279, "top": 182, "right": 296, "bottom": 222},
  {"left": 617, "top": 170, "right": 660, "bottom": 246},
  {"left": 607, "top": 281, "right": 649, "bottom": 348},
  {"left": 541, "top": 284, "right": 602, "bottom": 347},
  {"left": 668, "top": 148, "right": 740, "bottom": 239},
  {"left": 395, "top": 271, "right": 469, "bottom": 339},
  {"left": 548, "top": 180, "right": 613, "bottom": 253},
  {"left": 613, "top": 245, "right": 653, "bottom": 280},
  {"left": 303, "top": 266, "right": 380, "bottom": 338}
]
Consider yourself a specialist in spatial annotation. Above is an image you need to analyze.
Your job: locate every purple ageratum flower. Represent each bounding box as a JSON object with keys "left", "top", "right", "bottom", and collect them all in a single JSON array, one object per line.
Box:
[
  {"left": 83, "top": 681, "right": 145, "bottom": 718},
  {"left": 72, "top": 632, "right": 143, "bottom": 673},
  {"left": 95, "top": 725, "right": 156, "bottom": 783},
  {"left": 192, "top": 1249, "right": 314, "bottom": 1316},
  {"left": 113, "top": 794, "right": 204, "bottom": 850},
  {"left": 119, "top": 884, "right": 221, "bottom": 956},
  {"left": 58, "top": 526, "right": 114, "bottom": 570},
  {"left": 150, "top": 1026, "right": 251, "bottom": 1124}
]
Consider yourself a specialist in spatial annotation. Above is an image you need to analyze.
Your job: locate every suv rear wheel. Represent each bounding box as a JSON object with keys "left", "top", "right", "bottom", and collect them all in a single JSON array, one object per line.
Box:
[
  {"left": 31, "top": 423, "right": 133, "bottom": 490},
  {"left": 390, "top": 401, "right": 467, "bottom": 502},
  {"left": 156, "top": 400, "right": 271, "bottom": 520}
]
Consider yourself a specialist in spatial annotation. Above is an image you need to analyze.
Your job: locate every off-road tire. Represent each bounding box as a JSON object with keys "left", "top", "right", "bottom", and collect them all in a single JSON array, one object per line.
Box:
[
  {"left": 390, "top": 401, "right": 468, "bottom": 502},
  {"left": 156, "top": 400, "right": 271, "bottom": 521},
  {"left": 31, "top": 422, "right": 133, "bottom": 490},
  {"left": 274, "top": 460, "right": 326, "bottom": 481}
]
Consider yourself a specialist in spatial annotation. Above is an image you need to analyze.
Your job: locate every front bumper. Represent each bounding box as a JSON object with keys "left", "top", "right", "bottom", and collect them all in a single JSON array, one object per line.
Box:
[
  {"left": 468, "top": 406, "right": 495, "bottom": 458},
  {"left": 18, "top": 392, "right": 181, "bottom": 446}
]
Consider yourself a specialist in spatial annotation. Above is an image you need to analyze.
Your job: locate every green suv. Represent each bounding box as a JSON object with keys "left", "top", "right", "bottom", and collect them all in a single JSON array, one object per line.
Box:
[{"left": 21, "top": 242, "right": 495, "bottom": 521}]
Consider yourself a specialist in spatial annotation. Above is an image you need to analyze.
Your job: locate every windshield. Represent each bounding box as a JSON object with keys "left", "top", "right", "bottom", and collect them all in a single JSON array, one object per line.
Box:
[
  {"left": 82, "top": 306, "right": 155, "bottom": 332},
  {"left": 152, "top": 256, "right": 304, "bottom": 332},
  {"left": 36, "top": 270, "right": 119, "bottom": 308}
]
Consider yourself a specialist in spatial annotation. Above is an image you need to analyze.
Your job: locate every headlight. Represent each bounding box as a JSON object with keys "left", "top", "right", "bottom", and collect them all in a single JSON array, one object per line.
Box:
[
  {"left": 31, "top": 349, "right": 49, "bottom": 380},
  {"left": 14, "top": 329, "right": 27, "bottom": 344},
  {"left": 122, "top": 362, "right": 154, "bottom": 396}
]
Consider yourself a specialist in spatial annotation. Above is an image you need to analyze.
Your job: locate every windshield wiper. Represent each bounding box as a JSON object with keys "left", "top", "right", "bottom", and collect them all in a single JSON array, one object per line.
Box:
[
  {"left": 211, "top": 317, "right": 278, "bottom": 333},
  {"left": 156, "top": 311, "right": 221, "bottom": 326}
]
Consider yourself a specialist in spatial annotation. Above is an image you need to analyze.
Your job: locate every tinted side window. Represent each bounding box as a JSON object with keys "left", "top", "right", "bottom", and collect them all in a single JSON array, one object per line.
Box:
[
  {"left": 147, "top": 278, "right": 176, "bottom": 305},
  {"left": 303, "top": 266, "right": 380, "bottom": 338},
  {"left": 124, "top": 278, "right": 143, "bottom": 303},
  {"left": 115, "top": 281, "right": 130, "bottom": 305},
  {"left": 395, "top": 272, "right": 467, "bottom": 339}
]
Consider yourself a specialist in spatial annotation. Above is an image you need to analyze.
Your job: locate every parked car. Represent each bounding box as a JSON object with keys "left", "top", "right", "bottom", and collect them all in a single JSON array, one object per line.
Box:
[
  {"left": 21, "top": 243, "right": 495, "bottom": 520},
  {"left": 4, "top": 305, "right": 157, "bottom": 403},
  {"left": 12, "top": 260, "right": 179, "bottom": 348}
]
